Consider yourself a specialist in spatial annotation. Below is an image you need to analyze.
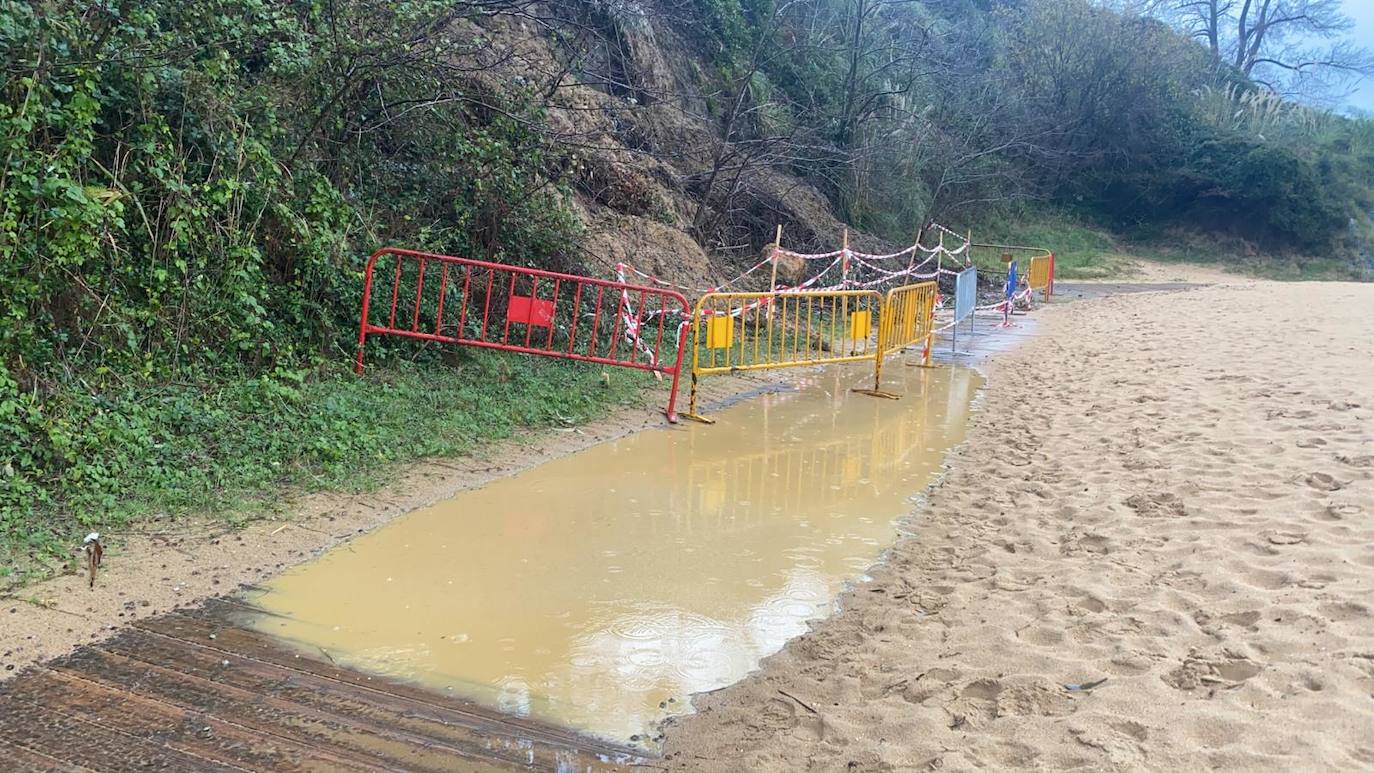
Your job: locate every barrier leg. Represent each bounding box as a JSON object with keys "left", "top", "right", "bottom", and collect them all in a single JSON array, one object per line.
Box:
[
  {"left": 663, "top": 323, "right": 690, "bottom": 424},
  {"left": 354, "top": 264, "right": 376, "bottom": 375},
  {"left": 853, "top": 350, "right": 900, "bottom": 399},
  {"left": 664, "top": 366, "right": 682, "bottom": 424},
  {"left": 682, "top": 374, "right": 715, "bottom": 424}
]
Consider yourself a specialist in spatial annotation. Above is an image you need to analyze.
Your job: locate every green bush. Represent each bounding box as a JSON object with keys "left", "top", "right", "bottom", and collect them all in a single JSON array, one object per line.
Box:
[{"left": 1176, "top": 129, "right": 1347, "bottom": 244}]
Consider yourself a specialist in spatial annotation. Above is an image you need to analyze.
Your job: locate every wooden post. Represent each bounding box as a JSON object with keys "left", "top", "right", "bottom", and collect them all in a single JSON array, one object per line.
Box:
[
  {"left": 841, "top": 228, "right": 850, "bottom": 288},
  {"left": 768, "top": 224, "right": 782, "bottom": 322},
  {"left": 769, "top": 224, "right": 782, "bottom": 294},
  {"left": 906, "top": 226, "right": 924, "bottom": 278}
]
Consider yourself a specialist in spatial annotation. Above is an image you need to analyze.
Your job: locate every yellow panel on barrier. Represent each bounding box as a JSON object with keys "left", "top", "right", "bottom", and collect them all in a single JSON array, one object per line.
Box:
[
  {"left": 849, "top": 311, "right": 871, "bottom": 341},
  {"left": 705, "top": 316, "right": 734, "bottom": 349},
  {"left": 685, "top": 289, "right": 885, "bottom": 422}
]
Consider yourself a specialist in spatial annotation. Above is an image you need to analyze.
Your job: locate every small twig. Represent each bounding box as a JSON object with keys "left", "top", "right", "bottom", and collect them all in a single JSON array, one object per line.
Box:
[
  {"left": 15, "top": 597, "right": 88, "bottom": 619},
  {"left": 778, "top": 689, "right": 818, "bottom": 714}
]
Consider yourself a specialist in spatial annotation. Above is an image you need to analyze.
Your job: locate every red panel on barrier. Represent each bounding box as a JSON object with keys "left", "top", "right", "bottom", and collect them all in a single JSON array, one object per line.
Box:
[
  {"left": 509, "top": 295, "right": 555, "bottom": 328},
  {"left": 355, "top": 248, "right": 691, "bottom": 422}
]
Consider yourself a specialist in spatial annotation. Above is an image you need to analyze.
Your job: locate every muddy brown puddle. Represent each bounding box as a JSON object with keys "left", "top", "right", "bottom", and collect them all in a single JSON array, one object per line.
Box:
[{"left": 247, "top": 363, "right": 981, "bottom": 749}]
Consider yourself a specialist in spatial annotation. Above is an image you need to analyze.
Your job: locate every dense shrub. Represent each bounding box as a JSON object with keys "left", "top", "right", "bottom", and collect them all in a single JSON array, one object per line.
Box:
[{"left": 0, "top": 0, "right": 580, "bottom": 543}]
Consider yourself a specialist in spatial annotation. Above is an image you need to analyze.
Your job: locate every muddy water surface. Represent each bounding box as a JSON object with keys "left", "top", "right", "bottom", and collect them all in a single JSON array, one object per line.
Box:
[{"left": 249, "top": 363, "right": 981, "bottom": 746}]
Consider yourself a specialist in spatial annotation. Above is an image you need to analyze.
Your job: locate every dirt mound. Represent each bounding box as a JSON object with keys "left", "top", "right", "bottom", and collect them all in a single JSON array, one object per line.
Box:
[{"left": 457, "top": 5, "right": 894, "bottom": 292}]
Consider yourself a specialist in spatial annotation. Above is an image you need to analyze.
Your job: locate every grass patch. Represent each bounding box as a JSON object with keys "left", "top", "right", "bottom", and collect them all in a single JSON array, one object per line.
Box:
[
  {"left": 1124, "top": 227, "right": 1368, "bottom": 281},
  {"left": 1, "top": 351, "right": 652, "bottom": 590},
  {"left": 971, "top": 210, "right": 1137, "bottom": 279},
  {"left": 967, "top": 210, "right": 1369, "bottom": 281}
]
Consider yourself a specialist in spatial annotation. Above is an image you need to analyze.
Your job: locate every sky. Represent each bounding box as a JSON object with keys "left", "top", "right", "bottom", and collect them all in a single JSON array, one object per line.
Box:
[{"left": 1342, "top": 0, "right": 1374, "bottom": 115}]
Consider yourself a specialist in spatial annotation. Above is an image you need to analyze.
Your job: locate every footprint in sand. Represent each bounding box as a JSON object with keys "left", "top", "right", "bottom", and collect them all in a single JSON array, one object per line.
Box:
[
  {"left": 1164, "top": 654, "right": 1262, "bottom": 692},
  {"left": 1302, "top": 472, "right": 1347, "bottom": 492},
  {"left": 898, "top": 668, "right": 960, "bottom": 706},
  {"left": 1336, "top": 454, "right": 1374, "bottom": 468},
  {"left": 1124, "top": 492, "right": 1187, "bottom": 518},
  {"left": 1060, "top": 532, "right": 1111, "bottom": 556},
  {"left": 1296, "top": 438, "right": 1327, "bottom": 449},
  {"left": 1268, "top": 409, "right": 1316, "bottom": 420},
  {"left": 1321, "top": 503, "right": 1361, "bottom": 521},
  {"left": 1262, "top": 530, "right": 1306, "bottom": 546},
  {"left": 1108, "top": 719, "right": 1150, "bottom": 742},
  {"left": 1242, "top": 567, "right": 1291, "bottom": 590},
  {"left": 995, "top": 683, "right": 1076, "bottom": 718},
  {"left": 1076, "top": 595, "right": 1109, "bottom": 614},
  {"left": 1017, "top": 625, "right": 1067, "bottom": 646},
  {"left": 945, "top": 680, "right": 1002, "bottom": 729},
  {"left": 1221, "top": 610, "right": 1262, "bottom": 628},
  {"left": 1318, "top": 601, "right": 1369, "bottom": 623},
  {"left": 756, "top": 698, "right": 799, "bottom": 732},
  {"left": 960, "top": 678, "right": 1003, "bottom": 701}
]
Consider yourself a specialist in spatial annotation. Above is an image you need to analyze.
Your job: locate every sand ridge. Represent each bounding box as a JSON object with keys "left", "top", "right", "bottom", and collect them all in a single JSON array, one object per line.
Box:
[{"left": 662, "top": 280, "right": 1374, "bottom": 770}]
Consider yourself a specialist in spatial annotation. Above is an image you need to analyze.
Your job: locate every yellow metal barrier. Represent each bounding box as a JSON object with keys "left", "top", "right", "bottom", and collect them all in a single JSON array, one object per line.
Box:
[
  {"left": 1027, "top": 253, "right": 1054, "bottom": 302},
  {"left": 685, "top": 290, "right": 887, "bottom": 422},
  {"left": 877, "top": 281, "right": 937, "bottom": 360},
  {"left": 862, "top": 280, "right": 938, "bottom": 395}
]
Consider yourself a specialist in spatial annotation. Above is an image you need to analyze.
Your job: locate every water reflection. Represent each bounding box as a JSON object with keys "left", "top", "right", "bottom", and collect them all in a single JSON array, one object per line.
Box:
[{"left": 249, "top": 363, "right": 980, "bottom": 745}]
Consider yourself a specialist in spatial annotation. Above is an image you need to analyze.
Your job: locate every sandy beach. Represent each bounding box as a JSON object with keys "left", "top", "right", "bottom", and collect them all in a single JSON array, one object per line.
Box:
[{"left": 663, "top": 274, "right": 1374, "bottom": 770}]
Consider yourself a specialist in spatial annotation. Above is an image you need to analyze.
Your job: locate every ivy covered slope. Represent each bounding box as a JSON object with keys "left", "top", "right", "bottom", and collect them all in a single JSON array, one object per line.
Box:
[{"left": 2, "top": 0, "right": 1372, "bottom": 586}]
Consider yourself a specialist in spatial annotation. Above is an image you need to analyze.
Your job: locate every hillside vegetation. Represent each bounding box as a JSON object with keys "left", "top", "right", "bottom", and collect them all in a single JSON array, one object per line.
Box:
[{"left": 2, "top": 0, "right": 1372, "bottom": 584}]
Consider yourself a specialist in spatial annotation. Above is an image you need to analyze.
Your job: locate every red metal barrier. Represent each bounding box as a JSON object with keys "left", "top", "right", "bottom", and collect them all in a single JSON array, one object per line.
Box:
[{"left": 355, "top": 248, "right": 692, "bottom": 422}]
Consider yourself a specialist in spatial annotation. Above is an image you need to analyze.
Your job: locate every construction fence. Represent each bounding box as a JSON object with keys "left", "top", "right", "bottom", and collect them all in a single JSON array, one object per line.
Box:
[
  {"left": 355, "top": 226, "right": 1054, "bottom": 424},
  {"left": 966, "top": 243, "right": 1055, "bottom": 303}
]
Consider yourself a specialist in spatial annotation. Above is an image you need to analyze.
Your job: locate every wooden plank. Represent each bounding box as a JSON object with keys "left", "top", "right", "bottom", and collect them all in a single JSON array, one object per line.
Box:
[
  {"left": 0, "top": 595, "right": 654, "bottom": 771},
  {"left": 49, "top": 645, "right": 504, "bottom": 772},
  {"left": 0, "top": 687, "right": 235, "bottom": 772},
  {"left": 0, "top": 736, "right": 94, "bottom": 772},
  {"left": 172, "top": 597, "right": 628, "bottom": 753},
  {"left": 0, "top": 669, "right": 373, "bottom": 772},
  {"left": 96, "top": 627, "right": 631, "bottom": 771},
  {"left": 52, "top": 642, "right": 591, "bottom": 772},
  {"left": 140, "top": 602, "right": 640, "bottom": 760}
]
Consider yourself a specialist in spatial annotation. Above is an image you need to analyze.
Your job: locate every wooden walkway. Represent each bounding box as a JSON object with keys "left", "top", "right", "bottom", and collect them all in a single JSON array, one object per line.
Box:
[{"left": 0, "top": 598, "right": 646, "bottom": 771}]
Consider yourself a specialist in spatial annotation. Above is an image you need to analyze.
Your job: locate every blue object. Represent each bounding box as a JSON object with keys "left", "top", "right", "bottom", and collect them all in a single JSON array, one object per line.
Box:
[{"left": 1005, "top": 260, "right": 1018, "bottom": 300}]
